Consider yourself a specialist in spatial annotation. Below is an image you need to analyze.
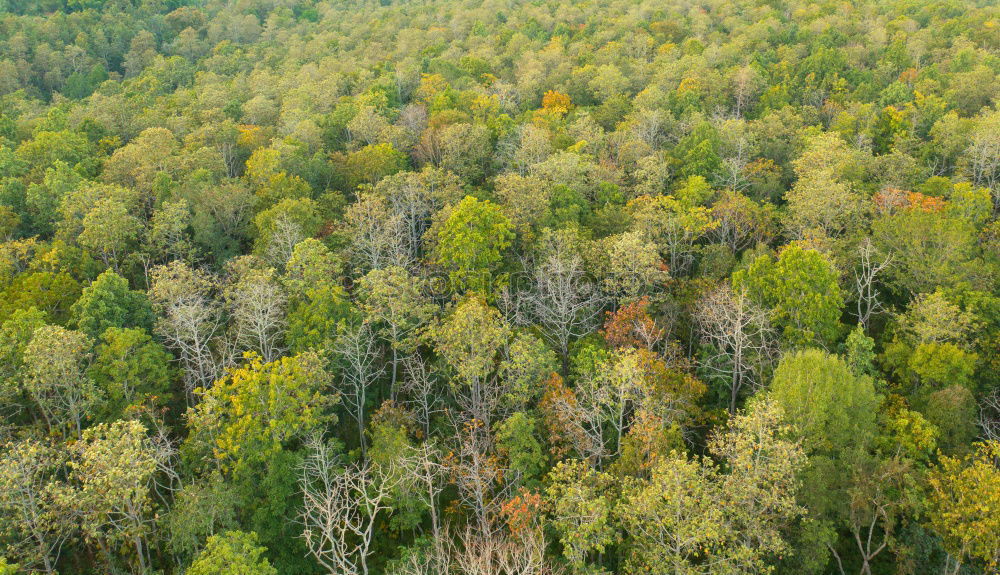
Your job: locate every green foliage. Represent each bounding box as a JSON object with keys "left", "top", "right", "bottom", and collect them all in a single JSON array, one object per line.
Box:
[
  {"left": 186, "top": 352, "right": 336, "bottom": 472},
  {"left": 770, "top": 349, "right": 879, "bottom": 453},
  {"left": 495, "top": 412, "right": 546, "bottom": 485},
  {"left": 70, "top": 270, "right": 153, "bottom": 339},
  {"left": 434, "top": 196, "right": 514, "bottom": 294},
  {"left": 545, "top": 460, "right": 618, "bottom": 568},
  {"left": 927, "top": 441, "right": 1000, "bottom": 573},
  {"left": 431, "top": 295, "right": 510, "bottom": 389},
  {"left": 22, "top": 325, "right": 98, "bottom": 438},
  {"left": 88, "top": 327, "right": 173, "bottom": 421},
  {"left": 187, "top": 531, "right": 277, "bottom": 575},
  {"left": 0, "top": 0, "right": 996, "bottom": 573},
  {"left": 734, "top": 244, "right": 844, "bottom": 347}
]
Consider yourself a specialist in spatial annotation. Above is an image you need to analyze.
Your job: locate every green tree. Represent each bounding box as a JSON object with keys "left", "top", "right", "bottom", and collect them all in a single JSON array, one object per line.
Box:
[
  {"left": 0, "top": 307, "right": 47, "bottom": 421},
  {"left": 433, "top": 196, "right": 514, "bottom": 295},
  {"left": 22, "top": 325, "right": 99, "bottom": 438},
  {"left": 618, "top": 399, "right": 805, "bottom": 575},
  {"left": 0, "top": 271, "right": 81, "bottom": 325},
  {"left": 88, "top": 327, "right": 173, "bottom": 422},
  {"left": 0, "top": 438, "right": 73, "bottom": 575},
  {"left": 67, "top": 420, "right": 163, "bottom": 575},
  {"left": 284, "top": 240, "right": 351, "bottom": 354},
  {"left": 734, "top": 243, "right": 845, "bottom": 347},
  {"left": 185, "top": 351, "right": 336, "bottom": 472},
  {"left": 873, "top": 209, "right": 980, "bottom": 296},
  {"left": 187, "top": 531, "right": 277, "bottom": 575},
  {"left": 77, "top": 197, "right": 143, "bottom": 271},
  {"left": 25, "top": 161, "right": 81, "bottom": 237},
  {"left": 70, "top": 269, "right": 153, "bottom": 339},
  {"left": 495, "top": 412, "right": 546, "bottom": 486},
  {"left": 770, "top": 348, "right": 879, "bottom": 455},
  {"left": 545, "top": 459, "right": 618, "bottom": 570},
  {"left": 769, "top": 349, "right": 882, "bottom": 571},
  {"left": 926, "top": 441, "right": 1000, "bottom": 574}
]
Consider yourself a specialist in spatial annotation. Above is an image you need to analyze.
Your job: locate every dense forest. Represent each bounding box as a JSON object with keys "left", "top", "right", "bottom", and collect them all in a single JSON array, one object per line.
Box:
[{"left": 0, "top": 0, "right": 998, "bottom": 573}]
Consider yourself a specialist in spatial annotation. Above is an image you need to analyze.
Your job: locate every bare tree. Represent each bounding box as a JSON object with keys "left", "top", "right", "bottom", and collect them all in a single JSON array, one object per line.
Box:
[
  {"left": 718, "top": 127, "right": 755, "bottom": 191},
  {"left": 388, "top": 525, "right": 557, "bottom": 575},
  {"left": 263, "top": 213, "right": 310, "bottom": 269},
  {"left": 853, "top": 238, "right": 893, "bottom": 332},
  {"left": 300, "top": 436, "right": 404, "bottom": 575},
  {"left": 400, "top": 354, "right": 446, "bottom": 437},
  {"left": 333, "top": 321, "right": 385, "bottom": 455},
  {"left": 139, "top": 408, "right": 183, "bottom": 509},
  {"left": 402, "top": 441, "right": 449, "bottom": 540},
  {"left": 730, "top": 65, "right": 763, "bottom": 119},
  {"left": 965, "top": 112, "right": 1000, "bottom": 211},
  {"left": 224, "top": 258, "right": 287, "bottom": 362},
  {"left": 343, "top": 194, "right": 411, "bottom": 274},
  {"left": 449, "top": 420, "right": 509, "bottom": 536},
  {"left": 520, "top": 231, "right": 604, "bottom": 373},
  {"left": 150, "top": 262, "right": 227, "bottom": 405},
  {"left": 372, "top": 168, "right": 464, "bottom": 262},
  {"left": 452, "top": 526, "right": 551, "bottom": 575},
  {"left": 696, "top": 285, "right": 777, "bottom": 414},
  {"left": 980, "top": 388, "right": 1000, "bottom": 442}
]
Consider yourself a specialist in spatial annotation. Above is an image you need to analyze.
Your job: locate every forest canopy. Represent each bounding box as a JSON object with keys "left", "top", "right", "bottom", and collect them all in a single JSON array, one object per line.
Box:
[{"left": 0, "top": 0, "right": 998, "bottom": 574}]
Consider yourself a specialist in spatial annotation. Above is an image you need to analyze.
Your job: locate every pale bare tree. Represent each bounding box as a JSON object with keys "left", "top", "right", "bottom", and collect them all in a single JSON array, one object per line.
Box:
[
  {"left": 452, "top": 526, "right": 551, "bottom": 575},
  {"left": 387, "top": 525, "right": 558, "bottom": 575},
  {"left": 853, "top": 238, "right": 893, "bottom": 332},
  {"left": 448, "top": 420, "right": 509, "bottom": 536},
  {"left": 965, "top": 111, "right": 1000, "bottom": 211},
  {"left": 979, "top": 388, "right": 1000, "bottom": 442},
  {"left": 333, "top": 321, "right": 385, "bottom": 456},
  {"left": 264, "top": 212, "right": 310, "bottom": 269},
  {"left": 150, "top": 261, "right": 227, "bottom": 405},
  {"left": 299, "top": 436, "right": 404, "bottom": 575},
  {"left": 131, "top": 406, "right": 183, "bottom": 509},
  {"left": 402, "top": 441, "right": 449, "bottom": 540},
  {"left": 224, "top": 257, "right": 287, "bottom": 362},
  {"left": 400, "top": 354, "right": 446, "bottom": 437},
  {"left": 344, "top": 193, "right": 411, "bottom": 274},
  {"left": 397, "top": 101, "right": 427, "bottom": 137},
  {"left": 730, "top": 65, "right": 763, "bottom": 119},
  {"left": 521, "top": 230, "right": 603, "bottom": 373},
  {"left": 373, "top": 168, "right": 464, "bottom": 262},
  {"left": 696, "top": 285, "right": 777, "bottom": 414},
  {"left": 720, "top": 140, "right": 752, "bottom": 192}
]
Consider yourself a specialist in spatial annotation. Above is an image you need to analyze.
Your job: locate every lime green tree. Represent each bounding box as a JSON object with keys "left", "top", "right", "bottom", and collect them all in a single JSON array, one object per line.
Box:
[
  {"left": 734, "top": 244, "right": 844, "bottom": 347},
  {"left": 187, "top": 531, "right": 277, "bottom": 575},
  {"left": 70, "top": 269, "right": 153, "bottom": 339},
  {"left": 433, "top": 196, "right": 514, "bottom": 295}
]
